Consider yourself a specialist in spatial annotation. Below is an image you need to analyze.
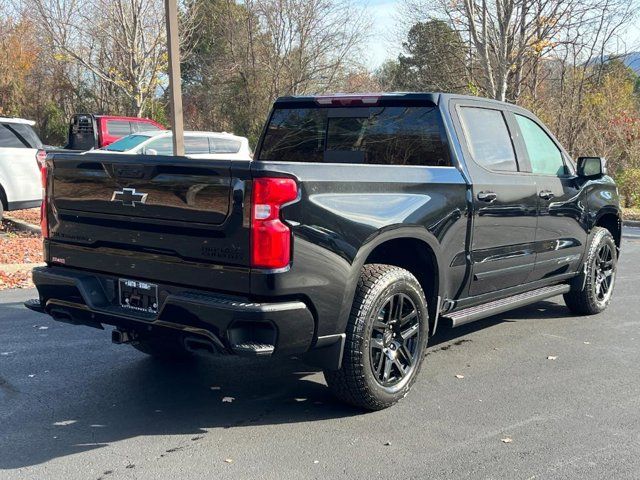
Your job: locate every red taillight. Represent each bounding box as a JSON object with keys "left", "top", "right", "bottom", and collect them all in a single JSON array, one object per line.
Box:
[
  {"left": 36, "top": 149, "right": 47, "bottom": 168},
  {"left": 40, "top": 164, "right": 49, "bottom": 238},
  {"left": 251, "top": 178, "right": 298, "bottom": 269}
]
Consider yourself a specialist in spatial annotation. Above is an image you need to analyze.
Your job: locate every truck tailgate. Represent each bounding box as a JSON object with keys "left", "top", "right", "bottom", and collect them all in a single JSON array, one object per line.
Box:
[{"left": 46, "top": 153, "right": 252, "bottom": 293}]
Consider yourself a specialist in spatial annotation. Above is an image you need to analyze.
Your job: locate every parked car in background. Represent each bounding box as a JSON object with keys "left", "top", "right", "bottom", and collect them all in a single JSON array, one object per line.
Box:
[
  {"left": 65, "top": 114, "right": 164, "bottom": 151},
  {"left": 0, "top": 117, "right": 45, "bottom": 220},
  {"left": 92, "top": 130, "right": 252, "bottom": 160}
]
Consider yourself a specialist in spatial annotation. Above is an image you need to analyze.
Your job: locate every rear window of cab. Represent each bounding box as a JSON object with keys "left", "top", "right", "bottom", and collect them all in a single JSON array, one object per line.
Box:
[{"left": 259, "top": 106, "right": 451, "bottom": 167}]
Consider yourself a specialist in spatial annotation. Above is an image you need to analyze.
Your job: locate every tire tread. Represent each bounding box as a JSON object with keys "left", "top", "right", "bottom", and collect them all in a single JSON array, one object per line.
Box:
[
  {"left": 324, "top": 264, "right": 428, "bottom": 410},
  {"left": 564, "top": 227, "right": 616, "bottom": 315}
]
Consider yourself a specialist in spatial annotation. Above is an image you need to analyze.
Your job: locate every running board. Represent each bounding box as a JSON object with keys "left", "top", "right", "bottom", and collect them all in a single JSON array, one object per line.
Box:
[{"left": 442, "top": 284, "right": 571, "bottom": 328}]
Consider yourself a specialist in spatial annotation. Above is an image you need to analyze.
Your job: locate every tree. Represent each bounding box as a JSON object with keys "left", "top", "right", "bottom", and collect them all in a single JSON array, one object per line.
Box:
[
  {"left": 394, "top": 20, "right": 469, "bottom": 92},
  {"left": 181, "top": 0, "right": 369, "bottom": 144},
  {"left": 0, "top": 11, "right": 39, "bottom": 115},
  {"left": 402, "top": 0, "right": 637, "bottom": 102},
  {"left": 31, "top": 0, "right": 192, "bottom": 117}
]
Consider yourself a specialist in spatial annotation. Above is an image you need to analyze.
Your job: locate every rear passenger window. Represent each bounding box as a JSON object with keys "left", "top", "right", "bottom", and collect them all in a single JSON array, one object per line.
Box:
[
  {"left": 184, "top": 137, "right": 210, "bottom": 154},
  {"left": 12, "top": 124, "right": 43, "bottom": 148},
  {"left": 107, "top": 121, "right": 132, "bottom": 136},
  {"left": 133, "top": 122, "right": 160, "bottom": 133},
  {"left": 0, "top": 124, "right": 29, "bottom": 148},
  {"left": 259, "top": 106, "right": 451, "bottom": 166},
  {"left": 459, "top": 107, "right": 518, "bottom": 172},
  {"left": 145, "top": 137, "right": 173, "bottom": 155},
  {"left": 515, "top": 114, "right": 566, "bottom": 176},
  {"left": 209, "top": 138, "right": 241, "bottom": 154}
]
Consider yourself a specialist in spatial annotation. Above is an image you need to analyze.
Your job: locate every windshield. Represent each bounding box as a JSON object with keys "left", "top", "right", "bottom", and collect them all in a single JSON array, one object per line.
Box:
[{"left": 103, "top": 134, "right": 151, "bottom": 152}]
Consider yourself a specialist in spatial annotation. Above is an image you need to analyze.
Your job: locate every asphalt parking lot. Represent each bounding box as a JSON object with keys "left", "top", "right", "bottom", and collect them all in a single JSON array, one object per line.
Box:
[{"left": 1, "top": 228, "right": 639, "bottom": 480}]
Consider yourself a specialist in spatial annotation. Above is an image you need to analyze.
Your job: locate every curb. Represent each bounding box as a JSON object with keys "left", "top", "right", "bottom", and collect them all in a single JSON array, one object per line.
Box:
[
  {"left": 4, "top": 218, "right": 41, "bottom": 235},
  {"left": 624, "top": 220, "right": 640, "bottom": 228}
]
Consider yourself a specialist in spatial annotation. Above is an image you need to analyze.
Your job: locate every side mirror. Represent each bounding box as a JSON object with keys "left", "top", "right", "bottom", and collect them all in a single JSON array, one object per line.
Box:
[
  {"left": 577, "top": 157, "right": 606, "bottom": 178},
  {"left": 145, "top": 148, "right": 158, "bottom": 156}
]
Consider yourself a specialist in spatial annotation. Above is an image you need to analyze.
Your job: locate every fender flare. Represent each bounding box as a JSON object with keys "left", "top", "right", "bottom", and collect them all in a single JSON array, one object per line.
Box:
[
  {"left": 334, "top": 225, "right": 445, "bottom": 334},
  {"left": 591, "top": 206, "right": 622, "bottom": 229}
]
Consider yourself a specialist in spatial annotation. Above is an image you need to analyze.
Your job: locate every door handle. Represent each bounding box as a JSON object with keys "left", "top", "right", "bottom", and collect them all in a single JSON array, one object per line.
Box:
[
  {"left": 539, "top": 190, "right": 555, "bottom": 200},
  {"left": 477, "top": 191, "right": 498, "bottom": 203}
]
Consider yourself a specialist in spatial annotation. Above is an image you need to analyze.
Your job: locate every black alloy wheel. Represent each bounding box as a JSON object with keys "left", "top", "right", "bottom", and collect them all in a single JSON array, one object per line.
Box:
[{"left": 370, "top": 293, "right": 421, "bottom": 388}]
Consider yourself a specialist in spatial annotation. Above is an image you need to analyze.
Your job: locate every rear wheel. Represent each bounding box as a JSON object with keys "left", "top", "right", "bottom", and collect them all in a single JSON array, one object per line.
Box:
[
  {"left": 324, "top": 264, "right": 429, "bottom": 410},
  {"left": 132, "top": 335, "right": 195, "bottom": 362},
  {"left": 564, "top": 227, "right": 617, "bottom": 315}
]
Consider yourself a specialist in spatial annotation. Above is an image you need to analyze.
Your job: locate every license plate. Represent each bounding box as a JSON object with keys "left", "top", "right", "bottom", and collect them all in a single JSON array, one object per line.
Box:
[{"left": 119, "top": 279, "right": 158, "bottom": 314}]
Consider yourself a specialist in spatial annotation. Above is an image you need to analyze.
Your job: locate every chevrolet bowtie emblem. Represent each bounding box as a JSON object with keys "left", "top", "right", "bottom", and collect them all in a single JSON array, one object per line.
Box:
[{"left": 111, "top": 188, "right": 148, "bottom": 207}]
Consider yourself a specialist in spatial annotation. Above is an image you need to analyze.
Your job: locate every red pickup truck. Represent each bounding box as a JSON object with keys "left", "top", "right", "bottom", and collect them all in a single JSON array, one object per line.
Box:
[{"left": 65, "top": 114, "right": 164, "bottom": 151}]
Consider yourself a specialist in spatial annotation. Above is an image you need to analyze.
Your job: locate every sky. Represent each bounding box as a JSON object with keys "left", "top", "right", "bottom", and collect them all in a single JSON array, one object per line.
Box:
[
  {"left": 360, "top": 0, "right": 640, "bottom": 71},
  {"left": 363, "top": 0, "right": 402, "bottom": 70}
]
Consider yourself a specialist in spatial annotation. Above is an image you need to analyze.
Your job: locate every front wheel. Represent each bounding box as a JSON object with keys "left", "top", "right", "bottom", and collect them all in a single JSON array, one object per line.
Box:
[
  {"left": 324, "top": 264, "right": 430, "bottom": 410},
  {"left": 564, "top": 227, "right": 617, "bottom": 315}
]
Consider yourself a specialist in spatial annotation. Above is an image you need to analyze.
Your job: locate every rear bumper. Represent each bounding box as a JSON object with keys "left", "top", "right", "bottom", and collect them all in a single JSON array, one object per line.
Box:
[{"left": 28, "top": 266, "right": 318, "bottom": 357}]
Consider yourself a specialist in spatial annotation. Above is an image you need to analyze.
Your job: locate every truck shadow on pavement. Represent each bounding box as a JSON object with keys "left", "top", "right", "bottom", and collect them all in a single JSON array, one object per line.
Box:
[{"left": 0, "top": 299, "right": 572, "bottom": 470}]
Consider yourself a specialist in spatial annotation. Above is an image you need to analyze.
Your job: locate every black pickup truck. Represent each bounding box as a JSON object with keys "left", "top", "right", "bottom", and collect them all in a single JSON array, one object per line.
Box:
[{"left": 27, "top": 93, "right": 621, "bottom": 410}]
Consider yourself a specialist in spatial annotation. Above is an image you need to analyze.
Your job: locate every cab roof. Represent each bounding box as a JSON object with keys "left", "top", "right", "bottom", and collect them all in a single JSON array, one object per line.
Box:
[{"left": 273, "top": 92, "right": 514, "bottom": 108}]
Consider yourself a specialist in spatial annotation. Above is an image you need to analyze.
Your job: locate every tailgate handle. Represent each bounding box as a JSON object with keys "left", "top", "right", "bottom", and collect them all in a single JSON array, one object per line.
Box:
[{"left": 115, "top": 166, "right": 145, "bottom": 179}]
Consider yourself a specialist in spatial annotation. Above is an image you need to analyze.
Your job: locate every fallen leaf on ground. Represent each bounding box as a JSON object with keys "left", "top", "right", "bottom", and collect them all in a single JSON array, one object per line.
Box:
[
  {"left": 53, "top": 420, "right": 77, "bottom": 426},
  {"left": 0, "top": 270, "right": 34, "bottom": 290},
  {"left": 0, "top": 236, "right": 42, "bottom": 263},
  {"left": 4, "top": 208, "right": 41, "bottom": 225}
]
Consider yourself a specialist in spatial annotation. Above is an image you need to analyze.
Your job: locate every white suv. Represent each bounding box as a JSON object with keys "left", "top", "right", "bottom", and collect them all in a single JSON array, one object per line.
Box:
[{"left": 0, "top": 118, "right": 44, "bottom": 220}]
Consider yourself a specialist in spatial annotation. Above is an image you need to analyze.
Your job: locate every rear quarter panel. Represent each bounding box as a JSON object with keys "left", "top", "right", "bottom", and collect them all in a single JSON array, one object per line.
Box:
[{"left": 250, "top": 161, "right": 469, "bottom": 337}]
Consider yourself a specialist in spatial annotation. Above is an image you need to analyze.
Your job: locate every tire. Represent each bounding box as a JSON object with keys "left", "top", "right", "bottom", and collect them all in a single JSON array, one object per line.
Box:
[
  {"left": 132, "top": 335, "right": 195, "bottom": 362},
  {"left": 324, "top": 264, "right": 430, "bottom": 410},
  {"left": 0, "top": 185, "right": 6, "bottom": 221},
  {"left": 564, "top": 227, "right": 618, "bottom": 315}
]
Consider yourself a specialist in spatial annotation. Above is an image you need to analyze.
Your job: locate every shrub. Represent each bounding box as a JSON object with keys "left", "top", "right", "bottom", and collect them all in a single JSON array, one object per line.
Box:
[{"left": 616, "top": 168, "right": 640, "bottom": 207}]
